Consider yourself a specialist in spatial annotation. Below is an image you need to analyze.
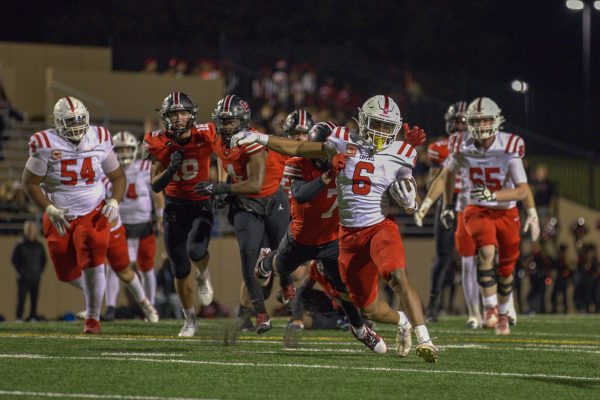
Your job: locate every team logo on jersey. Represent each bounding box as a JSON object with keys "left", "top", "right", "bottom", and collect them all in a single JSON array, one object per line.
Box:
[{"left": 51, "top": 150, "right": 62, "bottom": 160}]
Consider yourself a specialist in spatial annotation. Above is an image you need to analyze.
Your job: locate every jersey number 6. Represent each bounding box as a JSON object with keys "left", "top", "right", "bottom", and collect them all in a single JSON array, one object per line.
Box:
[{"left": 352, "top": 161, "right": 375, "bottom": 195}]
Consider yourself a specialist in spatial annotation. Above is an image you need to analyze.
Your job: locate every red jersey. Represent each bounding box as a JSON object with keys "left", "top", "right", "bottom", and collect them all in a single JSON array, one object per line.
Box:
[
  {"left": 211, "top": 130, "right": 282, "bottom": 198},
  {"left": 143, "top": 124, "right": 213, "bottom": 201},
  {"left": 284, "top": 157, "right": 338, "bottom": 245},
  {"left": 270, "top": 151, "right": 292, "bottom": 196}
]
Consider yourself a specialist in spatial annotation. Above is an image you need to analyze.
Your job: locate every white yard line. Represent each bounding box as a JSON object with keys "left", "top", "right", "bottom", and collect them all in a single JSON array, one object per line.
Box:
[
  {"left": 0, "top": 390, "right": 217, "bottom": 400},
  {"left": 0, "top": 353, "right": 598, "bottom": 383},
  {"left": 100, "top": 352, "right": 184, "bottom": 357}
]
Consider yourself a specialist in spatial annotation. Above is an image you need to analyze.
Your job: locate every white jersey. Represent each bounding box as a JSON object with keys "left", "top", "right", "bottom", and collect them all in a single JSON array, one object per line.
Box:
[
  {"left": 447, "top": 131, "right": 527, "bottom": 210},
  {"left": 27, "top": 126, "right": 115, "bottom": 218},
  {"left": 327, "top": 129, "right": 416, "bottom": 228},
  {"left": 119, "top": 159, "right": 153, "bottom": 225}
]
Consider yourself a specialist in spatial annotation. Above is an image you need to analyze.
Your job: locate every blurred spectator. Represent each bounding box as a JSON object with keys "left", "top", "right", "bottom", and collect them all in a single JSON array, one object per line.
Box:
[
  {"left": 573, "top": 243, "right": 599, "bottom": 313},
  {"left": 192, "top": 59, "right": 222, "bottom": 80},
  {"left": 143, "top": 57, "right": 158, "bottom": 74},
  {"left": 0, "top": 77, "right": 25, "bottom": 160},
  {"left": 163, "top": 58, "right": 178, "bottom": 77},
  {"left": 526, "top": 242, "right": 554, "bottom": 314},
  {"left": 551, "top": 243, "right": 573, "bottom": 313},
  {"left": 11, "top": 220, "right": 46, "bottom": 322},
  {"left": 174, "top": 59, "right": 188, "bottom": 78},
  {"left": 529, "top": 164, "right": 558, "bottom": 226},
  {"left": 272, "top": 59, "right": 289, "bottom": 107}
]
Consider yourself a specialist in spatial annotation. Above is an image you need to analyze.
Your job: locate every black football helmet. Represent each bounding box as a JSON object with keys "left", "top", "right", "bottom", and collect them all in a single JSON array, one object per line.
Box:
[
  {"left": 212, "top": 94, "right": 251, "bottom": 146},
  {"left": 159, "top": 92, "right": 198, "bottom": 136},
  {"left": 308, "top": 121, "right": 336, "bottom": 172},
  {"left": 282, "top": 109, "right": 314, "bottom": 138}
]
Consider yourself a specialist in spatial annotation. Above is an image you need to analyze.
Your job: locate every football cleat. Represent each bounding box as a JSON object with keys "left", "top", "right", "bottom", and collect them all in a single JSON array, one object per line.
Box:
[
  {"left": 281, "top": 284, "right": 297, "bottom": 306},
  {"left": 351, "top": 325, "right": 387, "bottom": 354},
  {"left": 76, "top": 310, "right": 86, "bottom": 320},
  {"left": 102, "top": 306, "right": 116, "bottom": 322},
  {"left": 396, "top": 322, "right": 413, "bottom": 357},
  {"left": 465, "top": 316, "right": 482, "bottom": 329},
  {"left": 416, "top": 341, "right": 439, "bottom": 363},
  {"left": 495, "top": 314, "right": 511, "bottom": 335},
  {"left": 255, "top": 313, "right": 272, "bottom": 335},
  {"left": 483, "top": 306, "right": 499, "bottom": 329},
  {"left": 196, "top": 267, "right": 214, "bottom": 307},
  {"left": 83, "top": 318, "right": 100, "bottom": 334},
  {"left": 140, "top": 299, "right": 159, "bottom": 323},
  {"left": 254, "top": 248, "right": 273, "bottom": 287},
  {"left": 178, "top": 319, "right": 198, "bottom": 337}
]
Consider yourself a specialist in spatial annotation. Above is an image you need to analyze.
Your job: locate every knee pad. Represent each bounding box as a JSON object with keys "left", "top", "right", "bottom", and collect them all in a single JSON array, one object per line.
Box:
[
  {"left": 497, "top": 280, "right": 514, "bottom": 296},
  {"left": 477, "top": 267, "right": 496, "bottom": 288},
  {"left": 171, "top": 262, "right": 192, "bottom": 280}
]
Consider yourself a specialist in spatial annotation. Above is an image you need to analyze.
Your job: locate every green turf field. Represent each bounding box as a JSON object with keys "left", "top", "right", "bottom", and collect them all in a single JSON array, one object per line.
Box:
[{"left": 0, "top": 315, "right": 599, "bottom": 399}]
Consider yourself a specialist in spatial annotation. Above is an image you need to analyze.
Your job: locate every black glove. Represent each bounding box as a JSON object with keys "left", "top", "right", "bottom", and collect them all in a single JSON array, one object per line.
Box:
[
  {"left": 195, "top": 181, "right": 232, "bottom": 196},
  {"left": 169, "top": 150, "right": 184, "bottom": 171},
  {"left": 440, "top": 205, "right": 456, "bottom": 230},
  {"left": 213, "top": 194, "right": 229, "bottom": 209}
]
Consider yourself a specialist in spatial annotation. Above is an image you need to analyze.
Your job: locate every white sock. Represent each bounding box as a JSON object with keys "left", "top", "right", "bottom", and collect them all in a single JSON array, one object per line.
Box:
[
  {"left": 82, "top": 265, "right": 106, "bottom": 321},
  {"left": 141, "top": 269, "right": 157, "bottom": 305},
  {"left": 507, "top": 294, "right": 517, "bottom": 319},
  {"left": 105, "top": 266, "right": 120, "bottom": 307},
  {"left": 68, "top": 277, "right": 83, "bottom": 289},
  {"left": 414, "top": 325, "right": 431, "bottom": 344},
  {"left": 183, "top": 307, "right": 196, "bottom": 321},
  {"left": 124, "top": 272, "right": 147, "bottom": 302},
  {"left": 461, "top": 256, "right": 480, "bottom": 317},
  {"left": 482, "top": 294, "right": 498, "bottom": 309},
  {"left": 498, "top": 293, "right": 512, "bottom": 315},
  {"left": 398, "top": 311, "right": 411, "bottom": 328}
]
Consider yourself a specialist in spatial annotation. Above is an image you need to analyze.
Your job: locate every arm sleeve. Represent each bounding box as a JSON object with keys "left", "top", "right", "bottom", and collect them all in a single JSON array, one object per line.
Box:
[
  {"left": 444, "top": 154, "right": 460, "bottom": 173},
  {"left": 101, "top": 151, "right": 120, "bottom": 173},
  {"left": 508, "top": 158, "right": 528, "bottom": 184},
  {"left": 291, "top": 177, "right": 326, "bottom": 204}
]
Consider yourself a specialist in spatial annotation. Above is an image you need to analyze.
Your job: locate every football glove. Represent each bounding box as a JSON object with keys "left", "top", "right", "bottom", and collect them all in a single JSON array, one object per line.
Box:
[
  {"left": 101, "top": 198, "right": 120, "bottom": 223},
  {"left": 440, "top": 205, "right": 456, "bottom": 230},
  {"left": 169, "top": 150, "right": 184, "bottom": 171},
  {"left": 45, "top": 204, "right": 71, "bottom": 236},
  {"left": 389, "top": 178, "right": 418, "bottom": 213},
  {"left": 470, "top": 185, "right": 496, "bottom": 202},
  {"left": 414, "top": 197, "right": 433, "bottom": 228},
  {"left": 230, "top": 131, "right": 269, "bottom": 147},
  {"left": 329, "top": 154, "right": 348, "bottom": 178},
  {"left": 523, "top": 208, "right": 541, "bottom": 242},
  {"left": 195, "top": 181, "right": 232, "bottom": 196},
  {"left": 403, "top": 123, "right": 427, "bottom": 147}
]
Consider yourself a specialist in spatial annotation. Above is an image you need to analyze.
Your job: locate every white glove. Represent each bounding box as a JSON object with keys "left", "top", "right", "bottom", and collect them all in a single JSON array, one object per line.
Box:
[
  {"left": 229, "top": 131, "right": 269, "bottom": 147},
  {"left": 470, "top": 185, "right": 496, "bottom": 202},
  {"left": 523, "top": 208, "right": 540, "bottom": 242},
  {"left": 440, "top": 206, "right": 456, "bottom": 230},
  {"left": 390, "top": 178, "right": 418, "bottom": 213},
  {"left": 414, "top": 197, "right": 433, "bottom": 228},
  {"left": 101, "top": 199, "right": 119, "bottom": 222},
  {"left": 45, "top": 204, "right": 71, "bottom": 236}
]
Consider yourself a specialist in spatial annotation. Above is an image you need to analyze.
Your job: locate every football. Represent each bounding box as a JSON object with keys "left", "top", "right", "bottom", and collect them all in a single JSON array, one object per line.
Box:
[{"left": 396, "top": 176, "right": 417, "bottom": 193}]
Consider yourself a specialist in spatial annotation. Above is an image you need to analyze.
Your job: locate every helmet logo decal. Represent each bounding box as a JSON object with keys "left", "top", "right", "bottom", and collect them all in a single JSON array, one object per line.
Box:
[
  {"left": 223, "top": 95, "right": 233, "bottom": 112},
  {"left": 477, "top": 97, "right": 483, "bottom": 112},
  {"left": 239, "top": 99, "right": 250, "bottom": 112},
  {"left": 173, "top": 92, "right": 181, "bottom": 106}
]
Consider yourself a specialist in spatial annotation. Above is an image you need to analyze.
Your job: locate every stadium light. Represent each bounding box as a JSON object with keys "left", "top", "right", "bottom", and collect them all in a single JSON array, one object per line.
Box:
[
  {"left": 566, "top": 0, "right": 584, "bottom": 10},
  {"left": 511, "top": 80, "right": 529, "bottom": 94},
  {"left": 595, "top": 1, "right": 600, "bottom": 11}
]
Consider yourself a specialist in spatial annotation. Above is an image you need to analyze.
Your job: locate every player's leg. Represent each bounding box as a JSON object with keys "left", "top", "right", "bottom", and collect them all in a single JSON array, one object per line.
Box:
[
  {"left": 232, "top": 209, "right": 270, "bottom": 333},
  {"left": 187, "top": 203, "right": 214, "bottom": 307},
  {"left": 456, "top": 212, "right": 480, "bottom": 328},
  {"left": 137, "top": 234, "right": 157, "bottom": 305},
  {"left": 494, "top": 208, "right": 521, "bottom": 335},
  {"left": 104, "top": 266, "right": 120, "bottom": 321}
]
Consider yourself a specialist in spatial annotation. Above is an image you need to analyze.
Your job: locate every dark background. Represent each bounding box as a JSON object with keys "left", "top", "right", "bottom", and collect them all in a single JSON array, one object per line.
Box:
[{"left": 1, "top": 0, "right": 599, "bottom": 154}]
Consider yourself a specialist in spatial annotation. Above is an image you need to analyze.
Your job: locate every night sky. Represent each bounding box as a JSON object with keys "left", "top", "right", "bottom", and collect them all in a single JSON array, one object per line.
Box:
[{"left": 1, "top": 0, "right": 599, "bottom": 153}]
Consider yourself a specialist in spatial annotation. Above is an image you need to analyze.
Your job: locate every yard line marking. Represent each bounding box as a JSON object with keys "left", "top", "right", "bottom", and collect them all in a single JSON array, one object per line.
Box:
[
  {"left": 0, "top": 390, "right": 218, "bottom": 400},
  {"left": 1, "top": 354, "right": 599, "bottom": 383},
  {"left": 431, "top": 328, "right": 600, "bottom": 339},
  {"left": 100, "top": 352, "right": 184, "bottom": 357}
]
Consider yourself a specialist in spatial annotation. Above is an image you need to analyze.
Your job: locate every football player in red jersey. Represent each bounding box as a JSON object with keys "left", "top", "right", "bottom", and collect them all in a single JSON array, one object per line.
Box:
[
  {"left": 22, "top": 96, "right": 126, "bottom": 334},
  {"left": 143, "top": 92, "right": 214, "bottom": 337},
  {"left": 253, "top": 121, "right": 399, "bottom": 353},
  {"left": 194, "top": 95, "right": 290, "bottom": 334}
]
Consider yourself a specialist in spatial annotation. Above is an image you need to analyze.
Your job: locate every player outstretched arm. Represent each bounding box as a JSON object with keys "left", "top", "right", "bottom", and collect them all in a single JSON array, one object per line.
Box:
[
  {"left": 230, "top": 131, "right": 326, "bottom": 158},
  {"left": 440, "top": 165, "right": 457, "bottom": 229},
  {"left": 231, "top": 150, "right": 266, "bottom": 195},
  {"left": 149, "top": 151, "right": 182, "bottom": 193},
  {"left": 414, "top": 167, "right": 447, "bottom": 227},
  {"left": 522, "top": 186, "right": 540, "bottom": 241}
]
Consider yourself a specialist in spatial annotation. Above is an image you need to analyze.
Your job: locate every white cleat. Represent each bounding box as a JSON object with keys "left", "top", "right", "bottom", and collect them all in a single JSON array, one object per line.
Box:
[
  {"left": 140, "top": 299, "right": 159, "bottom": 323},
  {"left": 465, "top": 316, "right": 482, "bottom": 329},
  {"left": 178, "top": 319, "right": 198, "bottom": 337},
  {"left": 396, "top": 322, "right": 413, "bottom": 357},
  {"left": 76, "top": 310, "right": 86, "bottom": 320},
  {"left": 416, "top": 341, "right": 439, "bottom": 363},
  {"left": 196, "top": 268, "right": 214, "bottom": 306}
]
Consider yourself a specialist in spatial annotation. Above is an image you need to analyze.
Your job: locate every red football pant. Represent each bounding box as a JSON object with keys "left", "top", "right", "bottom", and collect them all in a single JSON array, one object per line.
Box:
[
  {"left": 127, "top": 234, "right": 156, "bottom": 272},
  {"left": 43, "top": 203, "right": 110, "bottom": 282},
  {"left": 455, "top": 211, "right": 476, "bottom": 257},
  {"left": 338, "top": 218, "right": 406, "bottom": 308},
  {"left": 106, "top": 225, "right": 130, "bottom": 272},
  {"left": 463, "top": 205, "right": 520, "bottom": 277}
]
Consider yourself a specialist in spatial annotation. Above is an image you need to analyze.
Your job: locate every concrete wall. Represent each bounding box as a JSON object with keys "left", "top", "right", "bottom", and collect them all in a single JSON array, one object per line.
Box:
[{"left": 0, "top": 198, "right": 598, "bottom": 321}]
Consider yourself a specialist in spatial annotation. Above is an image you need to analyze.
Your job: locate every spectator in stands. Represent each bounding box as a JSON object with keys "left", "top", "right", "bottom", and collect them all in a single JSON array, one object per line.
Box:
[
  {"left": 174, "top": 59, "right": 188, "bottom": 78},
  {"left": 529, "top": 164, "right": 558, "bottom": 227},
  {"left": 526, "top": 242, "right": 553, "bottom": 314},
  {"left": 573, "top": 243, "right": 599, "bottom": 313},
  {"left": 551, "top": 243, "right": 573, "bottom": 313},
  {"left": 163, "top": 58, "right": 178, "bottom": 77},
  {"left": 142, "top": 57, "right": 158, "bottom": 74},
  {"left": 11, "top": 220, "right": 46, "bottom": 322}
]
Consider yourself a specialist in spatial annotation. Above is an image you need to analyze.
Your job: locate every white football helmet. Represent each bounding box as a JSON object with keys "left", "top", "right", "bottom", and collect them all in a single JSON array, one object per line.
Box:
[
  {"left": 444, "top": 101, "right": 468, "bottom": 135},
  {"left": 358, "top": 95, "right": 402, "bottom": 152},
  {"left": 112, "top": 131, "right": 138, "bottom": 166},
  {"left": 465, "top": 97, "right": 505, "bottom": 140},
  {"left": 53, "top": 96, "right": 89, "bottom": 142}
]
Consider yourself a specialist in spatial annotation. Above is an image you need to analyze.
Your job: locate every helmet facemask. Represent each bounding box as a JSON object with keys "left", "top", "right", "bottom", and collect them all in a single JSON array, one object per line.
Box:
[
  {"left": 358, "top": 112, "right": 399, "bottom": 152},
  {"left": 214, "top": 117, "right": 244, "bottom": 147},
  {"left": 446, "top": 116, "right": 467, "bottom": 135},
  {"left": 115, "top": 146, "right": 137, "bottom": 166},
  {"left": 467, "top": 116, "right": 501, "bottom": 140},
  {"left": 163, "top": 110, "right": 195, "bottom": 137},
  {"left": 55, "top": 113, "right": 89, "bottom": 143}
]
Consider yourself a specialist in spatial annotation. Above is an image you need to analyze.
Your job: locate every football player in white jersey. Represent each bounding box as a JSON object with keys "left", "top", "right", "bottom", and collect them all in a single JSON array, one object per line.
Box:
[
  {"left": 102, "top": 131, "right": 164, "bottom": 321},
  {"left": 21, "top": 96, "right": 125, "bottom": 334},
  {"left": 441, "top": 97, "right": 540, "bottom": 335},
  {"left": 230, "top": 95, "right": 439, "bottom": 363}
]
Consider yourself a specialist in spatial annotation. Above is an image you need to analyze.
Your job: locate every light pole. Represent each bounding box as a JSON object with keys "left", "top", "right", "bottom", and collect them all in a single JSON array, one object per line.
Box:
[
  {"left": 565, "top": 0, "right": 600, "bottom": 136},
  {"left": 511, "top": 80, "right": 530, "bottom": 129}
]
